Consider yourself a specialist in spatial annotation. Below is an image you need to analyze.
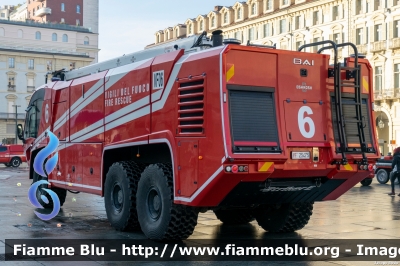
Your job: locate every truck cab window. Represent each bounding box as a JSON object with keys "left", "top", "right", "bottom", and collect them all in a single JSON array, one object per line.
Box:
[
  {"left": 24, "top": 90, "right": 44, "bottom": 138},
  {"left": 0, "top": 147, "right": 7, "bottom": 152}
]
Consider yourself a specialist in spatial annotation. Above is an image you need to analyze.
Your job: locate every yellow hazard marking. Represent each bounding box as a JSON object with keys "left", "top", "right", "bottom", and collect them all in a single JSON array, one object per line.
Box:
[
  {"left": 343, "top": 164, "right": 353, "bottom": 171},
  {"left": 226, "top": 65, "right": 235, "bottom": 82},
  {"left": 259, "top": 162, "right": 273, "bottom": 172},
  {"left": 362, "top": 76, "right": 369, "bottom": 92}
]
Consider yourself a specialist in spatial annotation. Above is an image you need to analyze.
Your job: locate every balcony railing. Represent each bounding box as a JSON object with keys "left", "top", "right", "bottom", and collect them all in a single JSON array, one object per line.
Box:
[
  {"left": 373, "top": 89, "right": 400, "bottom": 100},
  {"left": 27, "top": 86, "right": 36, "bottom": 92},
  {"left": 0, "top": 113, "right": 25, "bottom": 120},
  {"left": 8, "top": 85, "right": 16, "bottom": 91},
  {"left": 389, "top": 38, "right": 400, "bottom": 49},
  {"left": 371, "top": 40, "right": 387, "bottom": 52},
  {"left": 35, "top": 7, "right": 51, "bottom": 17},
  {"left": 356, "top": 44, "right": 367, "bottom": 54}
]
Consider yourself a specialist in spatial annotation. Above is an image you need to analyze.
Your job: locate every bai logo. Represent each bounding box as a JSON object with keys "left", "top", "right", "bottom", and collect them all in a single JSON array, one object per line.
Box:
[
  {"left": 293, "top": 58, "right": 315, "bottom": 66},
  {"left": 28, "top": 131, "right": 60, "bottom": 220}
]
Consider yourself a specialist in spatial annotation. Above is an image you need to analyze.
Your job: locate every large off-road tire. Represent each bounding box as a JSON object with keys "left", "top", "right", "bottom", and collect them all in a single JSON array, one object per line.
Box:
[
  {"left": 104, "top": 161, "right": 145, "bottom": 231},
  {"left": 360, "top": 178, "right": 373, "bottom": 186},
  {"left": 136, "top": 163, "right": 199, "bottom": 240},
  {"left": 376, "top": 169, "right": 389, "bottom": 184},
  {"left": 254, "top": 202, "right": 313, "bottom": 233},
  {"left": 214, "top": 209, "right": 255, "bottom": 225},
  {"left": 10, "top": 157, "right": 21, "bottom": 167},
  {"left": 33, "top": 172, "right": 67, "bottom": 209}
]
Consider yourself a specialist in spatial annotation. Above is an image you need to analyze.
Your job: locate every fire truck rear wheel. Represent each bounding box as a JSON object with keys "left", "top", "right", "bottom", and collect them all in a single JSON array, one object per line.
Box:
[
  {"left": 10, "top": 157, "right": 21, "bottom": 167},
  {"left": 360, "top": 178, "right": 373, "bottom": 186},
  {"left": 104, "top": 161, "right": 145, "bottom": 231},
  {"left": 32, "top": 172, "right": 67, "bottom": 209},
  {"left": 136, "top": 163, "right": 199, "bottom": 240},
  {"left": 254, "top": 202, "right": 313, "bottom": 233},
  {"left": 213, "top": 209, "right": 255, "bottom": 224},
  {"left": 376, "top": 169, "right": 389, "bottom": 184}
]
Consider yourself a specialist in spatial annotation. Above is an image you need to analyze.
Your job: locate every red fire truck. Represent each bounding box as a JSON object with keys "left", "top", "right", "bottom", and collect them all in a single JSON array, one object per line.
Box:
[{"left": 18, "top": 31, "right": 379, "bottom": 240}]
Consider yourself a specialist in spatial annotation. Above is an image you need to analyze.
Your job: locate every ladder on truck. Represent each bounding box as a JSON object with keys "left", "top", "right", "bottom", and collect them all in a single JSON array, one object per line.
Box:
[{"left": 298, "top": 41, "right": 368, "bottom": 165}]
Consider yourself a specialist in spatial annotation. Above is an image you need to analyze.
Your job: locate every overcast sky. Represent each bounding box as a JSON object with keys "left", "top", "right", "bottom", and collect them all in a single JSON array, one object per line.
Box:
[{"left": 0, "top": 0, "right": 236, "bottom": 61}]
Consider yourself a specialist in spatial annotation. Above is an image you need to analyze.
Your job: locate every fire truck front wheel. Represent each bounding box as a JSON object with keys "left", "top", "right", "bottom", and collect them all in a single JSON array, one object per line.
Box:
[
  {"left": 254, "top": 202, "right": 313, "bottom": 233},
  {"left": 213, "top": 209, "right": 255, "bottom": 225},
  {"left": 136, "top": 163, "right": 198, "bottom": 240},
  {"left": 104, "top": 161, "right": 145, "bottom": 231}
]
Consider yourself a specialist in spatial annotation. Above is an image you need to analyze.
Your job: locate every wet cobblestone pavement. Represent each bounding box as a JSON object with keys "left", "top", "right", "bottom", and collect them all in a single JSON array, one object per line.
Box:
[{"left": 1, "top": 164, "right": 400, "bottom": 265}]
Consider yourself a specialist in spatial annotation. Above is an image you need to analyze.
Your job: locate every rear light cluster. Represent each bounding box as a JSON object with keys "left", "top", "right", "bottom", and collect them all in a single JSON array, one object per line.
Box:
[
  {"left": 225, "top": 165, "right": 248, "bottom": 173},
  {"left": 359, "top": 164, "right": 374, "bottom": 171}
]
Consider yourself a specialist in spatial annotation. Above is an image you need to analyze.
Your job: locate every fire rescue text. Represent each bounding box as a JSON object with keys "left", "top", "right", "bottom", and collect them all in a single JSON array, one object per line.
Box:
[{"left": 105, "top": 84, "right": 149, "bottom": 107}]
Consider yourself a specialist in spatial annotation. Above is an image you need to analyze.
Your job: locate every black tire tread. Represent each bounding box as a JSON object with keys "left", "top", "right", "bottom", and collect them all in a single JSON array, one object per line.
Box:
[
  {"left": 256, "top": 203, "right": 313, "bottom": 233},
  {"left": 107, "top": 161, "right": 146, "bottom": 231},
  {"left": 360, "top": 178, "right": 373, "bottom": 186},
  {"left": 213, "top": 209, "right": 254, "bottom": 225},
  {"left": 140, "top": 163, "right": 198, "bottom": 240}
]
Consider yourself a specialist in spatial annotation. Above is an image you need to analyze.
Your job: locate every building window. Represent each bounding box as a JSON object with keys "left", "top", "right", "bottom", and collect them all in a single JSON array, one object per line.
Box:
[
  {"left": 62, "top": 34, "right": 68, "bottom": 42},
  {"left": 313, "top": 11, "right": 319, "bottom": 25},
  {"left": 356, "top": 28, "right": 363, "bottom": 44},
  {"left": 294, "top": 16, "right": 300, "bottom": 30},
  {"left": 28, "top": 59, "right": 34, "bottom": 70},
  {"left": 374, "top": 24, "right": 382, "bottom": 41},
  {"left": 1, "top": 13, "right": 5, "bottom": 18},
  {"left": 248, "top": 27, "right": 255, "bottom": 41},
  {"left": 375, "top": 66, "right": 382, "bottom": 92},
  {"left": 356, "top": 0, "right": 362, "bottom": 14},
  {"left": 264, "top": 23, "right": 270, "bottom": 37},
  {"left": 189, "top": 24, "right": 192, "bottom": 34},
  {"left": 35, "top": 31, "right": 41, "bottom": 40},
  {"left": 237, "top": 7, "right": 242, "bottom": 19},
  {"left": 76, "top": 19, "right": 80, "bottom": 26},
  {"left": 313, "top": 37, "right": 321, "bottom": 52},
  {"left": 395, "top": 64, "right": 400, "bottom": 89},
  {"left": 211, "top": 16, "right": 215, "bottom": 27},
  {"left": 279, "top": 19, "right": 286, "bottom": 34},
  {"left": 70, "top": 62, "right": 76, "bottom": 70},
  {"left": 199, "top": 20, "right": 203, "bottom": 31},
  {"left": 175, "top": 29, "right": 178, "bottom": 38},
  {"left": 395, "top": 20, "right": 400, "bottom": 38},
  {"left": 52, "top": 33, "right": 57, "bottom": 41},
  {"left": 296, "top": 41, "right": 303, "bottom": 50},
  {"left": 333, "top": 33, "right": 340, "bottom": 43},
  {"left": 235, "top": 31, "right": 242, "bottom": 43},
  {"left": 224, "top": 12, "right": 228, "bottom": 23},
  {"left": 374, "top": 0, "right": 381, "bottom": 11},
  {"left": 61, "top": 3, "right": 65, "bottom": 12},
  {"left": 61, "top": 18, "right": 65, "bottom": 24},
  {"left": 47, "top": 61, "right": 52, "bottom": 71},
  {"left": 267, "top": 0, "right": 272, "bottom": 10},
  {"left": 84, "top": 36, "right": 89, "bottom": 45},
  {"left": 332, "top": 6, "right": 339, "bottom": 20},
  {"left": 8, "top": 58, "right": 15, "bottom": 68},
  {"left": 282, "top": 0, "right": 288, "bottom": 5},
  {"left": 251, "top": 3, "right": 256, "bottom": 15},
  {"left": 76, "top": 5, "right": 81, "bottom": 13}
]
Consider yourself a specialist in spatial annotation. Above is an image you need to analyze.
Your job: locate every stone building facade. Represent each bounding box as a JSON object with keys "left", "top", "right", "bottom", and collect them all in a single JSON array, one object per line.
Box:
[
  {"left": 0, "top": 20, "right": 98, "bottom": 144},
  {"left": 150, "top": 0, "right": 400, "bottom": 155}
]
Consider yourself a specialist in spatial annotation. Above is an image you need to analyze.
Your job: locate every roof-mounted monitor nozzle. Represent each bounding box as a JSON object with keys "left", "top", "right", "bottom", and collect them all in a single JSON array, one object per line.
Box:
[{"left": 212, "top": 30, "right": 223, "bottom": 47}]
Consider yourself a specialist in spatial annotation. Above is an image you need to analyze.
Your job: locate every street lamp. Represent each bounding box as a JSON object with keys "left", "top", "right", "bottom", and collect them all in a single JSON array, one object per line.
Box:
[{"left": 12, "top": 105, "right": 21, "bottom": 144}]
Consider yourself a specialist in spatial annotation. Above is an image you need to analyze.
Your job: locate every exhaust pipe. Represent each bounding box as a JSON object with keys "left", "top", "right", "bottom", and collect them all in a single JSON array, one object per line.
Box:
[{"left": 212, "top": 30, "right": 223, "bottom": 47}]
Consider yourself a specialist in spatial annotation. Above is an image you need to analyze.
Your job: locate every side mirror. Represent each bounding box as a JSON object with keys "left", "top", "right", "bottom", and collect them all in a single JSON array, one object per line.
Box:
[{"left": 17, "top": 124, "right": 25, "bottom": 142}]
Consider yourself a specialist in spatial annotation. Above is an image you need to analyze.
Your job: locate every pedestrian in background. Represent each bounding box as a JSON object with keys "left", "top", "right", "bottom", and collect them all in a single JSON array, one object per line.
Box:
[{"left": 388, "top": 147, "right": 400, "bottom": 196}]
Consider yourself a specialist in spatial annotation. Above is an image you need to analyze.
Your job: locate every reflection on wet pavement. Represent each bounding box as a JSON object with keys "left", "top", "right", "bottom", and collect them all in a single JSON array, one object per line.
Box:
[{"left": 1, "top": 166, "right": 400, "bottom": 265}]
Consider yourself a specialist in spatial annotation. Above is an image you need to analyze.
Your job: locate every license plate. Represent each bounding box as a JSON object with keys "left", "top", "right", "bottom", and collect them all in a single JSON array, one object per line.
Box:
[{"left": 291, "top": 152, "right": 310, "bottom": 160}]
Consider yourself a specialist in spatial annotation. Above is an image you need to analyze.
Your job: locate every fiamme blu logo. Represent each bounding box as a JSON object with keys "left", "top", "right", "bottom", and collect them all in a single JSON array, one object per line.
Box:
[{"left": 28, "top": 131, "right": 60, "bottom": 221}]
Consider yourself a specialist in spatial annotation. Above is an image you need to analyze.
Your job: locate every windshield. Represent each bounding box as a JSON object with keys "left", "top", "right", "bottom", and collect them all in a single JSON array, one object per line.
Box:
[{"left": 24, "top": 89, "right": 44, "bottom": 139}]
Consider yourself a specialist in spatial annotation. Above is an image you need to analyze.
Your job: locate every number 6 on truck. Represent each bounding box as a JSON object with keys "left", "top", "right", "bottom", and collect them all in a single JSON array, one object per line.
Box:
[{"left": 298, "top": 106, "right": 315, "bottom": 138}]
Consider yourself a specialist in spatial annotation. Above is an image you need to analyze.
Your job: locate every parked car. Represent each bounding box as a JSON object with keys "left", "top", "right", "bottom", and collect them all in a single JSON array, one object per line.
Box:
[{"left": 0, "top": 144, "right": 27, "bottom": 167}]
